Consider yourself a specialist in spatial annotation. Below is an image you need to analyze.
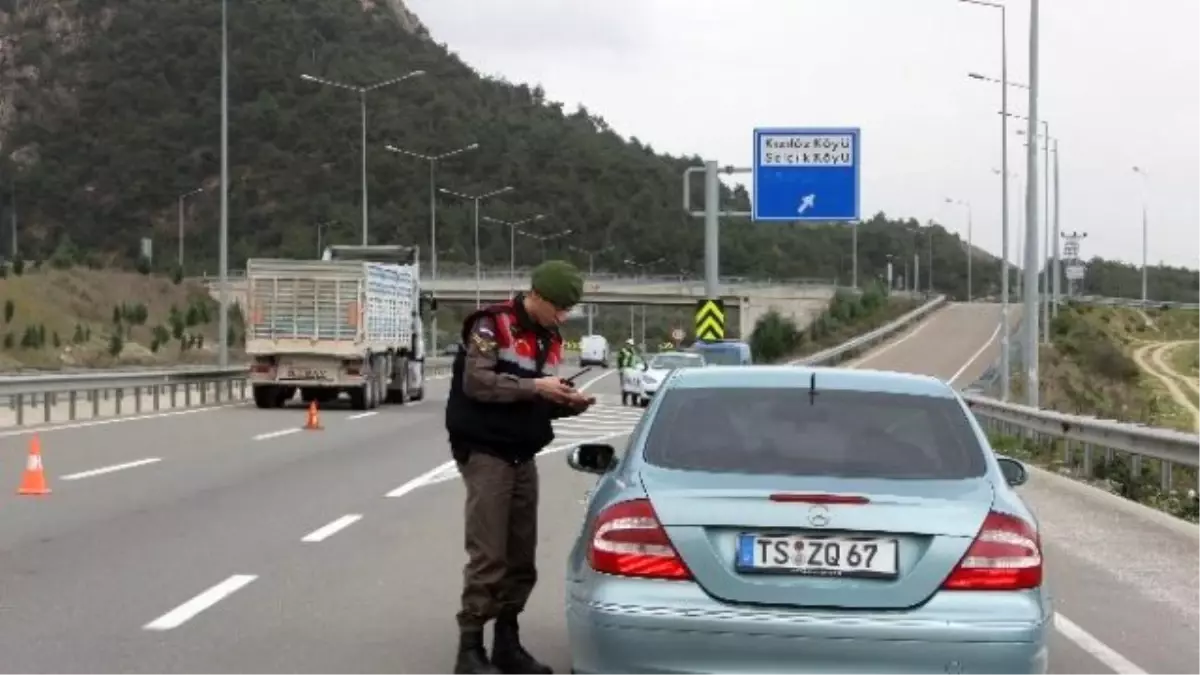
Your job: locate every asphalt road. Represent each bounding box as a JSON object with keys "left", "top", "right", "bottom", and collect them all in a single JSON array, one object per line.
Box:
[{"left": 0, "top": 303, "right": 1194, "bottom": 673}]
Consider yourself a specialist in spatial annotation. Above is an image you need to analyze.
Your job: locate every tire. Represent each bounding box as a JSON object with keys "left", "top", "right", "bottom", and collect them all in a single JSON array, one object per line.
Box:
[
  {"left": 253, "top": 385, "right": 276, "bottom": 409},
  {"left": 349, "top": 385, "right": 368, "bottom": 410},
  {"left": 386, "top": 356, "right": 410, "bottom": 404}
]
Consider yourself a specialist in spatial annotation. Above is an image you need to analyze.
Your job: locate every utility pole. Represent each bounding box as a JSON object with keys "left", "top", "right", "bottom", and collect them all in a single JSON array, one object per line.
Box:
[
  {"left": 1021, "top": 0, "right": 1042, "bottom": 407},
  {"left": 218, "top": 0, "right": 229, "bottom": 368}
]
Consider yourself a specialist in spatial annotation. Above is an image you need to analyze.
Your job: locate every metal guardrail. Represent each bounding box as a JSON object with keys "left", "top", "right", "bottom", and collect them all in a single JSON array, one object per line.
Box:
[
  {"left": 1070, "top": 294, "right": 1200, "bottom": 311},
  {"left": 961, "top": 298, "right": 1198, "bottom": 494},
  {"left": 0, "top": 357, "right": 458, "bottom": 428}
]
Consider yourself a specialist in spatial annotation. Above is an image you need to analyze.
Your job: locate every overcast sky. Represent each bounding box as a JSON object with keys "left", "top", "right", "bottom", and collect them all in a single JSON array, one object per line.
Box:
[{"left": 406, "top": 0, "right": 1199, "bottom": 270}]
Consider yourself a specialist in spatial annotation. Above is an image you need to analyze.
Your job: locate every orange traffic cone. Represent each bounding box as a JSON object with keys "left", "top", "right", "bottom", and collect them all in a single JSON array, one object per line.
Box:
[
  {"left": 304, "top": 401, "right": 323, "bottom": 431},
  {"left": 17, "top": 435, "right": 50, "bottom": 496}
]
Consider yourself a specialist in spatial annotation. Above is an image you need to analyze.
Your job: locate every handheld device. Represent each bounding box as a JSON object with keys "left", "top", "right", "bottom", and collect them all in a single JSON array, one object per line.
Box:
[{"left": 563, "top": 367, "right": 593, "bottom": 386}]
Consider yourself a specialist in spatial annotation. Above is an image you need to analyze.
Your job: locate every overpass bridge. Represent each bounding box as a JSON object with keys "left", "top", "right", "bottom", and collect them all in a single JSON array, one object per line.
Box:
[{"left": 197, "top": 269, "right": 844, "bottom": 335}]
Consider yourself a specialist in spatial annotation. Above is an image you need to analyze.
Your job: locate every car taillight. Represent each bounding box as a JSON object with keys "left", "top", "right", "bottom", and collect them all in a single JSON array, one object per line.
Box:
[
  {"left": 942, "top": 510, "right": 1042, "bottom": 591},
  {"left": 588, "top": 498, "right": 692, "bottom": 581}
]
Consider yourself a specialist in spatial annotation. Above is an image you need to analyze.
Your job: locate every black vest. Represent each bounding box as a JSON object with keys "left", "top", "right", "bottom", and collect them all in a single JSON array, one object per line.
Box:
[{"left": 444, "top": 298, "right": 563, "bottom": 463}]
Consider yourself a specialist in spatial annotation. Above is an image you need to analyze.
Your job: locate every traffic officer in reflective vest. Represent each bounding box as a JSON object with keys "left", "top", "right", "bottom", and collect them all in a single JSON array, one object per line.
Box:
[{"left": 444, "top": 260, "right": 595, "bottom": 674}]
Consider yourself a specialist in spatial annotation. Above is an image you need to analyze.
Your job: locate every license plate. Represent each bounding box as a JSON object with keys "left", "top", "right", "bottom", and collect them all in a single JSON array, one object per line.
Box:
[
  {"left": 736, "top": 533, "right": 899, "bottom": 578},
  {"left": 285, "top": 368, "right": 328, "bottom": 380}
]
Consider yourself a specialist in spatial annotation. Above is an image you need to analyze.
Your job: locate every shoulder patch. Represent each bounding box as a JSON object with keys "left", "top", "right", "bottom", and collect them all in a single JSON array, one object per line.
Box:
[{"left": 470, "top": 332, "right": 497, "bottom": 353}]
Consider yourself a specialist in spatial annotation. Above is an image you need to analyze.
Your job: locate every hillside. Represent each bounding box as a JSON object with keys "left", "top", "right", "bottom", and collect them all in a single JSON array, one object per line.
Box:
[
  {"left": 0, "top": 264, "right": 240, "bottom": 371},
  {"left": 0, "top": 0, "right": 1195, "bottom": 304},
  {"left": 1030, "top": 303, "right": 1200, "bottom": 432}
]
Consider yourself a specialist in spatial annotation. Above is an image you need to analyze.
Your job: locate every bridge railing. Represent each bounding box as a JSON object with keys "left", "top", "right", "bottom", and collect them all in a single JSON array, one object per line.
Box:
[{"left": 191, "top": 268, "right": 840, "bottom": 288}]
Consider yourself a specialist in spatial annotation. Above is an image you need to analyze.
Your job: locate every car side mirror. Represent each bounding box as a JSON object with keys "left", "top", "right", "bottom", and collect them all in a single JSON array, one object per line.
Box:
[
  {"left": 996, "top": 456, "right": 1029, "bottom": 487},
  {"left": 567, "top": 443, "right": 618, "bottom": 475}
]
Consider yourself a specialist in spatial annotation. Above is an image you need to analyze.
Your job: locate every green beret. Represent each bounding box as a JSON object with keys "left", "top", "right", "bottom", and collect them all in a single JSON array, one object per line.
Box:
[{"left": 531, "top": 260, "right": 584, "bottom": 308}]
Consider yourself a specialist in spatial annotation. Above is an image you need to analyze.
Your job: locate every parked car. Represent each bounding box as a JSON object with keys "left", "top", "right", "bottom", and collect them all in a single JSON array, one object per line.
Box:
[
  {"left": 634, "top": 351, "right": 705, "bottom": 405},
  {"left": 565, "top": 365, "right": 1050, "bottom": 674}
]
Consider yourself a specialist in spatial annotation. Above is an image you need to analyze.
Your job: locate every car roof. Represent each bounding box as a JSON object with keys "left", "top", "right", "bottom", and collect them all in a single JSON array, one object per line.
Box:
[
  {"left": 651, "top": 351, "right": 703, "bottom": 359},
  {"left": 667, "top": 365, "right": 957, "bottom": 399}
]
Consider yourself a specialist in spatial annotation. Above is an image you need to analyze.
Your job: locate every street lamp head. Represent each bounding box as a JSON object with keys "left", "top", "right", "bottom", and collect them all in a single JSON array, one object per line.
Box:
[{"left": 967, "top": 72, "right": 985, "bottom": 80}]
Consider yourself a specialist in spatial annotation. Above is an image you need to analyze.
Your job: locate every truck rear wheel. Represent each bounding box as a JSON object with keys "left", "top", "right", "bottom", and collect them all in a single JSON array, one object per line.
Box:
[
  {"left": 254, "top": 385, "right": 289, "bottom": 409},
  {"left": 349, "top": 385, "right": 368, "bottom": 410},
  {"left": 385, "top": 356, "right": 409, "bottom": 404}
]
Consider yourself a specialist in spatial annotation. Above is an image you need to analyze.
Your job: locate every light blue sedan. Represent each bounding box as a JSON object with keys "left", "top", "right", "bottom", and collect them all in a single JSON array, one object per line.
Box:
[{"left": 565, "top": 365, "right": 1051, "bottom": 674}]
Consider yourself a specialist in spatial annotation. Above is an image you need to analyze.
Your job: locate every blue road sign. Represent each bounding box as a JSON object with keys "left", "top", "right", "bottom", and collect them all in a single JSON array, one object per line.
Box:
[{"left": 752, "top": 127, "right": 861, "bottom": 222}]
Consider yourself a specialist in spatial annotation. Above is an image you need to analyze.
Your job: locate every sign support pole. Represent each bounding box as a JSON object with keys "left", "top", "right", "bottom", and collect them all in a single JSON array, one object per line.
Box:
[{"left": 704, "top": 160, "right": 720, "bottom": 299}]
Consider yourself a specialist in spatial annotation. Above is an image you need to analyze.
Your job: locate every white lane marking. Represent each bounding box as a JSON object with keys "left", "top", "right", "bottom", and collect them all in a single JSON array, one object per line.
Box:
[
  {"left": 386, "top": 473, "right": 433, "bottom": 499},
  {"left": 839, "top": 308, "right": 941, "bottom": 368},
  {"left": 301, "top": 514, "right": 363, "bottom": 543},
  {"left": 0, "top": 402, "right": 249, "bottom": 440},
  {"left": 1054, "top": 614, "right": 1147, "bottom": 674},
  {"left": 948, "top": 321, "right": 1004, "bottom": 385},
  {"left": 347, "top": 412, "right": 378, "bottom": 420},
  {"left": 578, "top": 369, "right": 615, "bottom": 392},
  {"left": 385, "top": 431, "right": 629, "bottom": 498},
  {"left": 143, "top": 574, "right": 258, "bottom": 631},
  {"left": 60, "top": 457, "right": 162, "bottom": 481},
  {"left": 253, "top": 428, "right": 300, "bottom": 441}
]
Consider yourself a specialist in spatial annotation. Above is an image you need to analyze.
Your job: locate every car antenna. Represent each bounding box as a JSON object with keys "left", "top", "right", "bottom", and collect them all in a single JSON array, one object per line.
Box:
[{"left": 809, "top": 371, "right": 819, "bottom": 405}]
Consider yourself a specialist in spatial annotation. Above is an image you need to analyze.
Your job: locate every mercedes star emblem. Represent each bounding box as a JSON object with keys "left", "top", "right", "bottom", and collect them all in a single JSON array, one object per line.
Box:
[{"left": 807, "top": 505, "right": 831, "bottom": 528}]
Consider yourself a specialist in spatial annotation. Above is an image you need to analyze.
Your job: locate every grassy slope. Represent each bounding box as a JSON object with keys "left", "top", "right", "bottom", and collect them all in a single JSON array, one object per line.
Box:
[
  {"left": 0, "top": 266, "right": 239, "bottom": 370},
  {"left": 1000, "top": 303, "right": 1200, "bottom": 521}
]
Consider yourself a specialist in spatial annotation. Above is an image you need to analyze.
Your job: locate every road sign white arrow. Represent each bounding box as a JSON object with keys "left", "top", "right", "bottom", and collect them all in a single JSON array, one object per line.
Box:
[{"left": 797, "top": 194, "right": 816, "bottom": 215}]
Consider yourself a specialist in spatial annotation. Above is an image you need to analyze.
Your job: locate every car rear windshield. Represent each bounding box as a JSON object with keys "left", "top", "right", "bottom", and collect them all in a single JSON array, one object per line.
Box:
[
  {"left": 642, "top": 387, "right": 987, "bottom": 479},
  {"left": 692, "top": 347, "right": 742, "bottom": 365},
  {"left": 651, "top": 355, "right": 704, "bottom": 369}
]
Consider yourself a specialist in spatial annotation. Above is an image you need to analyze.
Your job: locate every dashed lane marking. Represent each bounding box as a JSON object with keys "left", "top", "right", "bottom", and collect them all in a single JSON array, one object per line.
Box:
[
  {"left": 253, "top": 428, "right": 301, "bottom": 441},
  {"left": 301, "top": 514, "right": 363, "bottom": 543},
  {"left": 60, "top": 457, "right": 162, "bottom": 481},
  {"left": 143, "top": 574, "right": 258, "bottom": 631}
]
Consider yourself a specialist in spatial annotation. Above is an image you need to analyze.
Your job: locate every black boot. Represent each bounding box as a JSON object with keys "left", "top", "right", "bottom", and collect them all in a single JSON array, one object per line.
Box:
[
  {"left": 455, "top": 628, "right": 502, "bottom": 674},
  {"left": 492, "top": 614, "right": 552, "bottom": 674}
]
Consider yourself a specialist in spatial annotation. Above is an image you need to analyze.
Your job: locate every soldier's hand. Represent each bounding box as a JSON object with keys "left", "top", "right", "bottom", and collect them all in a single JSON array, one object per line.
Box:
[
  {"left": 567, "top": 393, "right": 596, "bottom": 411},
  {"left": 534, "top": 376, "right": 575, "bottom": 402}
]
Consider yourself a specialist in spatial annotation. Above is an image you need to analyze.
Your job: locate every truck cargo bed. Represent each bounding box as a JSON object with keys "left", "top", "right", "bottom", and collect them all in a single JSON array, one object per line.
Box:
[{"left": 245, "top": 258, "right": 415, "bottom": 355}]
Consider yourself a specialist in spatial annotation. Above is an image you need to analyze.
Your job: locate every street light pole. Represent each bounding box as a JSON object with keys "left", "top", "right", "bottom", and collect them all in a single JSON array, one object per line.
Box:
[
  {"left": 439, "top": 185, "right": 514, "bottom": 308},
  {"left": 178, "top": 187, "right": 203, "bottom": 270},
  {"left": 1041, "top": 120, "right": 1050, "bottom": 344},
  {"left": 218, "top": 0, "right": 229, "bottom": 368},
  {"left": 1133, "top": 166, "right": 1150, "bottom": 305},
  {"left": 570, "top": 244, "right": 613, "bottom": 334},
  {"left": 384, "top": 142, "right": 479, "bottom": 355},
  {"left": 300, "top": 70, "right": 426, "bottom": 245},
  {"left": 961, "top": 0, "right": 1009, "bottom": 399},
  {"left": 482, "top": 214, "right": 545, "bottom": 294},
  {"left": 1052, "top": 138, "right": 1061, "bottom": 318}
]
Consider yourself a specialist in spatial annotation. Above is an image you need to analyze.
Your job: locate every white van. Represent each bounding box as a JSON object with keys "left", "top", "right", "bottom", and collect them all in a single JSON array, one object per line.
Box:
[{"left": 578, "top": 335, "right": 610, "bottom": 368}]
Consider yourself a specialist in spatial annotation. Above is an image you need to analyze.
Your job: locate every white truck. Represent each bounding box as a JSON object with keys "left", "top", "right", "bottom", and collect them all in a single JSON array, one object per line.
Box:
[{"left": 244, "top": 245, "right": 436, "bottom": 410}]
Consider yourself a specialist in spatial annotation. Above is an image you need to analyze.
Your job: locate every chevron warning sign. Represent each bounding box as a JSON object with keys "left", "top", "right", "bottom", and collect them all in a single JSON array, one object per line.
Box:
[{"left": 694, "top": 299, "right": 725, "bottom": 341}]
